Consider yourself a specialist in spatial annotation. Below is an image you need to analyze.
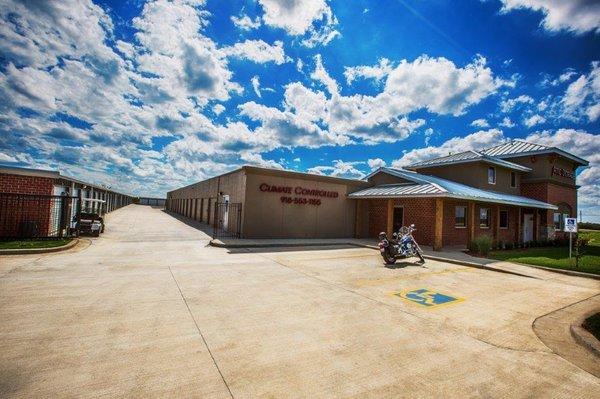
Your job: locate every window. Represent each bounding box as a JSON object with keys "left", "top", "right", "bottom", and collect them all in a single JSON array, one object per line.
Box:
[
  {"left": 488, "top": 167, "right": 496, "bottom": 184},
  {"left": 553, "top": 212, "right": 562, "bottom": 230},
  {"left": 499, "top": 210, "right": 509, "bottom": 229},
  {"left": 455, "top": 206, "right": 467, "bottom": 227},
  {"left": 510, "top": 172, "right": 516, "bottom": 188},
  {"left": 480, "top": 208, "right": 490, "bottom": 228}
]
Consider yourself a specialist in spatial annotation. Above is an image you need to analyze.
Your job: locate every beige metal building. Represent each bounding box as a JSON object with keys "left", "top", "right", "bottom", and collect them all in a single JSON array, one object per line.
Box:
[{"left": 166, "top": 166, "right": 368, "bottom": 238}]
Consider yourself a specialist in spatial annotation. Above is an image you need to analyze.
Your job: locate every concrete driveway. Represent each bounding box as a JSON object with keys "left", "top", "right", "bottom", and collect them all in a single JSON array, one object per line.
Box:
[{"left": 1, "top": 204, "right": 598, "bottom": 398}]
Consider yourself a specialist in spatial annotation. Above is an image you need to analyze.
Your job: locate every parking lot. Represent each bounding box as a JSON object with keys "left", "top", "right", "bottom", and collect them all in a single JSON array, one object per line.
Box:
[{"left": 1, "top": 205, "right": 598, "bottom": 398}]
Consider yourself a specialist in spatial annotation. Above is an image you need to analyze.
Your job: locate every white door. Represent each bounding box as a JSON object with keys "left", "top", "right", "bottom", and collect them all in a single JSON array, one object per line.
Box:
[
  {"left": 523, "top": 214, "right": 533, "bottom": 242},
  {"left": 222, "top": 195, "right": 230, "bottom": 230}
]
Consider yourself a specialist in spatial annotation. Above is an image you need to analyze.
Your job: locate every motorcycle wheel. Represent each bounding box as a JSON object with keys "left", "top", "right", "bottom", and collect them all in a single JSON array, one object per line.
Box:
[{"left": 382, "top": 251, "right": 396, "bottom": 265}]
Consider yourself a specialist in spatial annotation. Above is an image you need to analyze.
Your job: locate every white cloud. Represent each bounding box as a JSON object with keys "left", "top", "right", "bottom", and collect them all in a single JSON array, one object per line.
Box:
[
  {"left": 257, "top": 0, "right": 340, "bottom": 47},
  {"left": 311, "top": 54, "right": 339, "bottom": 95},
  {"left": 523, "top": 114, "right": 546, "bottom": 127},
  {"left": 500, "top": 94, "right": 534, "bottom": 113},
  {"left": 382, "top": 55, "right": 503, "bottom": 116},
  {"left": 470, "top": 118, "right": 490, "bottom": 128},
  {"left": 344, "top": 58, "right": 394, "bottom": 85},
  {"left": 561, "top": 62, "right": 600, "bottom": 121},
  {"left": 391, "top": 129, "right": 506, "bottom": 167},
  {"left": 223, "top": 40, "right": 288, "bottom": 65},
  {"left": 367, "top": 158, "right": 387, "bottom": 170},
  {"left": 308, "top": 160, "right": 365, "bottom": 179},
  {"left": 251, "top": 75, "right": 261, "bottom": 97},
  {"left": 213, "top": 104, "right": 225, "bottom": 115},
  {"left": 497, "top": 0, "right": 600, "bottom": 34},
  {"left": 231, "top": 14, "right": 261, "bottom": 31},
  {"left": 500, "top": 117, "right": 516, "bottom": 128}
]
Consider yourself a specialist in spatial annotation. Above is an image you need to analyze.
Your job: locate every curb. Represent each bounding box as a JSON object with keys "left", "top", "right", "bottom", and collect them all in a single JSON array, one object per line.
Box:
[
  {"left": 210, "top": 240, "right": 535, "bottom": 279},
  {"left": 570, "top": 310, "right": 600, "bottom": 358},
  {"left": 0, "top": 238, "right": 79, "bottom": 255},
  {"left": 210, "top": 239, "right": 369, "bottom": 249},
  {"left": 508, "top": 262, "right": 600, "bottom": 280},
  {"left": 422, "top": 254, "right": 536, "bottom": 279}
]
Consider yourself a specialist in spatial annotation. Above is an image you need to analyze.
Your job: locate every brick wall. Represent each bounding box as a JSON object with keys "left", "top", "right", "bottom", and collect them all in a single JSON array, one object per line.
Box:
[
  {"left": 367, "top": 198, "right": 435, "bottom": 245},
  {"left": 442, "top": 200, "right": 469, "bottom": 246},
  {"left": 0, "top": 173, "right": 55, "bottom": 237},
  {"left": 367, "top": 199, "right": 387, "bottom": 237},
  {"left": 522, "top": 181, "right": 577, "bottom": 239},
  {"left": 395, "top": 198, "right": 436, "bottom": 246},
  {"left": 0, "top": 173, "right": 54, "bottom": 195}
]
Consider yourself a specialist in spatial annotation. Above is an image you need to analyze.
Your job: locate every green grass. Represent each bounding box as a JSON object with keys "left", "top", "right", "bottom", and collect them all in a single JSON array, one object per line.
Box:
[
  {"left": 0, "top": 239, "right": 72, "bottom": 250},
  {"left": 488, "top": 230, "right": 600, "bottom": 275}
]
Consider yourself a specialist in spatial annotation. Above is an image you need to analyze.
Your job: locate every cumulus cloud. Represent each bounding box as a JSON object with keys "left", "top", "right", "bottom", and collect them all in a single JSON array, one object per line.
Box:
[
  {"left": 223, "top": 40, "right": 288, "bottom": 65},
  {"left": 523, "top": 114, "right": 546, "bottom": 127},
  {"left": 344, "top": 58, "right": 394, "bottom": 85},
  {"left": 308, "top": 160, "right": 366, "bottom": 179},
  {"left": 500, "top": 94, "right": 534, "bottom": 113},
  {"left": 561, "top": 62, "right": 600, "bottom": 121},
  {"left": 257, "top": 0, "right": 340, "bottom": 47},
  {"left": 471, "top": 118, "right": 490, "bottom": 128},
  {"left": 497, "top": 0, "right": 600, "bottom": 34},
  {"left": 367, "top": 158, "right": 387, "bottom": 170},
  {"left": 231, "top": 14, "right": 261, "bottom": 30},
  {"left": 391, "top": 129, "right": 506, "bottom": 167}
]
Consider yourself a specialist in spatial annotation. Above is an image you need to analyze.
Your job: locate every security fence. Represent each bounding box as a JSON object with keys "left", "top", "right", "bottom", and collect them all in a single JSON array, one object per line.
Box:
[
  {"left": 212, "top": 202, "right": 242, "bottom": 239},
  {"left": 0, "top": 193, "right": 77, "bottom": 239}
]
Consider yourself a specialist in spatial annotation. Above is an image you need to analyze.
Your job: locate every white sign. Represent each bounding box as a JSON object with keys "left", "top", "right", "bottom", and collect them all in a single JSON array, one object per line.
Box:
[{"left": 564, "top": 218, "right": 578, "bottom": 233}]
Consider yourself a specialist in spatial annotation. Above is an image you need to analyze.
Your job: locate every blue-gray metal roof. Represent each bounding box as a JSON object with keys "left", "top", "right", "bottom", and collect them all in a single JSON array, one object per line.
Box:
[
  {"left": 481, "top": 140, "right": 588, "bottom": 166},
  {"left": 407, "top": 150, "right": 531, "bottom": 172},
  {"left": 351, "top": 168, "right": 558, "bottom": 210}
]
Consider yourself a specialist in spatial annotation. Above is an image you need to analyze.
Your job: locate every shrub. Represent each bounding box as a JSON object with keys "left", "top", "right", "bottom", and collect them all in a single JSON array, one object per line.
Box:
[
  {"left": 471, "top": 235, "right": 493, "bottom": 256},
  {"left": 505, "top": 241, "right": 514, "bottom": 250},
  {"left": 498, "top": 240, "right": 505, "bottom": 250}
]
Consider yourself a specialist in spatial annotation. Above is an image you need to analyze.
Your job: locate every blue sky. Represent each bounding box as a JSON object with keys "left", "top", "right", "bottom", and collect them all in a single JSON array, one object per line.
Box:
[{"left": 0, "top": 0, "right": 599, "bottom": 219}]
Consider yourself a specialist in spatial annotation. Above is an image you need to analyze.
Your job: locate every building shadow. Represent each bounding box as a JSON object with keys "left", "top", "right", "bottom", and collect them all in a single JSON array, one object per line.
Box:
[
  {"left": 162, "top": 210, "right": 215, "bottom": 238},
  {"left": 225, "top": 244, "right": 362, "bottom": 254}
]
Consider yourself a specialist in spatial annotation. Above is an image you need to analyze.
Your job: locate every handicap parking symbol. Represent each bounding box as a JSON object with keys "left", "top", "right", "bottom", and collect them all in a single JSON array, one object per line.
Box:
[{"left": 395, "top": 288, "right": 464, "bottom": 308}]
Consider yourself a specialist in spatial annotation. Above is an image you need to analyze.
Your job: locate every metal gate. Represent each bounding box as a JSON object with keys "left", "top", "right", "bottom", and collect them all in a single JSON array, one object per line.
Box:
[
  {"left": 212, "top": 202, "right": 242, "bottom": 239},
  {"left": 0, "top": 193, "right": 78, "bottom": 239}
]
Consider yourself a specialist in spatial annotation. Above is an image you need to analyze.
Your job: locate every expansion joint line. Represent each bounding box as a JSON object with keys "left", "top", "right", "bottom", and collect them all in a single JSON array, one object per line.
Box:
[{"left": 168, "top": 266, "right": 234, "bottom": 399}]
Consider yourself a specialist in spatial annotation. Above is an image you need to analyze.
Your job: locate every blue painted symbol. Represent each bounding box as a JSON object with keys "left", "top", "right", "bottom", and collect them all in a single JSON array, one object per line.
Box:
[{"left": 396, "top": 288, "right": 463, "bottom": 308}]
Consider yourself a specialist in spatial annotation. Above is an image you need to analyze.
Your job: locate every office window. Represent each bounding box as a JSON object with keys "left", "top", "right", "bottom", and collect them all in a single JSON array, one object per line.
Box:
[
  {"left": 488, "top": 167, "right": 496, "bottom": 184},
  {"left": 499, "top": 210, "right": 509, "bottom": 229},
  {"left": 510, "top": 172, "right": 516, "bottom": 188},
  {"left": 480, "top": 208, "right": 490, "bottom": 228},
  {"left": 455, "top": 206, "right": 467, "bottom": 227}
]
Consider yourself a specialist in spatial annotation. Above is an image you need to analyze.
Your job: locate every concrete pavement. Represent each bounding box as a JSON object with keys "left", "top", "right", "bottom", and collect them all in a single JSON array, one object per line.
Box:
[{"left": 1, "top": 204, "right": 598, "bottom": 398}]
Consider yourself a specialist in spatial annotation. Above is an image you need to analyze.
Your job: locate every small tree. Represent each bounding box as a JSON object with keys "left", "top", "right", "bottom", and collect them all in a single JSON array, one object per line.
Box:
[{"left": 573, "top": 237, "right": 589, "bottom": 269}]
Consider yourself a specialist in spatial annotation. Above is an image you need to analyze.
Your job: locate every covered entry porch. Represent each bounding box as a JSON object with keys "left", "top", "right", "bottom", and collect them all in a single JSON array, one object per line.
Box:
[{"left": 349, "top": 168, "right": 557, "bottom": 251}]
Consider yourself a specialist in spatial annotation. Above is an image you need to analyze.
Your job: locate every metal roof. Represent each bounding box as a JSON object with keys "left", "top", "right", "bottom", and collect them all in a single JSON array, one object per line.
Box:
[
  {"left": 349, "top": 182, "right": 444, "bottom": 197},
  {"left": 407, "top": 150, "right": 531, "bottom": 172},
  {"left": 481, "top": 140, "right": 589, "bottom": 166},
  {"left": 350, "top": 168, "right": 558, "bottom": 210}
]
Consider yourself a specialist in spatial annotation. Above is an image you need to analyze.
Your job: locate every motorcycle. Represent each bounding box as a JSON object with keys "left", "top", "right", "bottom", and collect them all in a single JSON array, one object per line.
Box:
[{"left": 378, "top": 224, "right": 425, "bottom": 265}]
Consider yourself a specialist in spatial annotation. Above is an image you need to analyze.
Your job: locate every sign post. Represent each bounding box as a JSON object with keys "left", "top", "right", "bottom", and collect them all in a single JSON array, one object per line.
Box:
[{"left": 564, "top": 218, "right": 578, "bottom": 260}]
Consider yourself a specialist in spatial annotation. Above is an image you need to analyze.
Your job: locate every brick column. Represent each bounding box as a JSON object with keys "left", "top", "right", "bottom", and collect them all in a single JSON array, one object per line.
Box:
[
  {"left": 434, "top": 198, "right": 443, "bottom": 251},
  {"left": 468, "top": 201, "right": 475, "bottom": 245},
  {"left": 386, "top": 199, "right": 394, "bottom": 237}
]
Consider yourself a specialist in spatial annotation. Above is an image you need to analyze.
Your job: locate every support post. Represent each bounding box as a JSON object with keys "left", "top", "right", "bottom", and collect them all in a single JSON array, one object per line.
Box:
[
  {"left": 434, "top": 198, "right": 443, "bottom": 251},
  {"left": 354, "top": 200, "right": 362, "bottom": 238},
  {"left": 468, "top": 202, "right": 475, "bottom": 245},
  {"left": 517, "top": 208, "right": 522, "bottom": 244},
  {"left": 386, "top": 199, "right": 394, "bottom": 237}
]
